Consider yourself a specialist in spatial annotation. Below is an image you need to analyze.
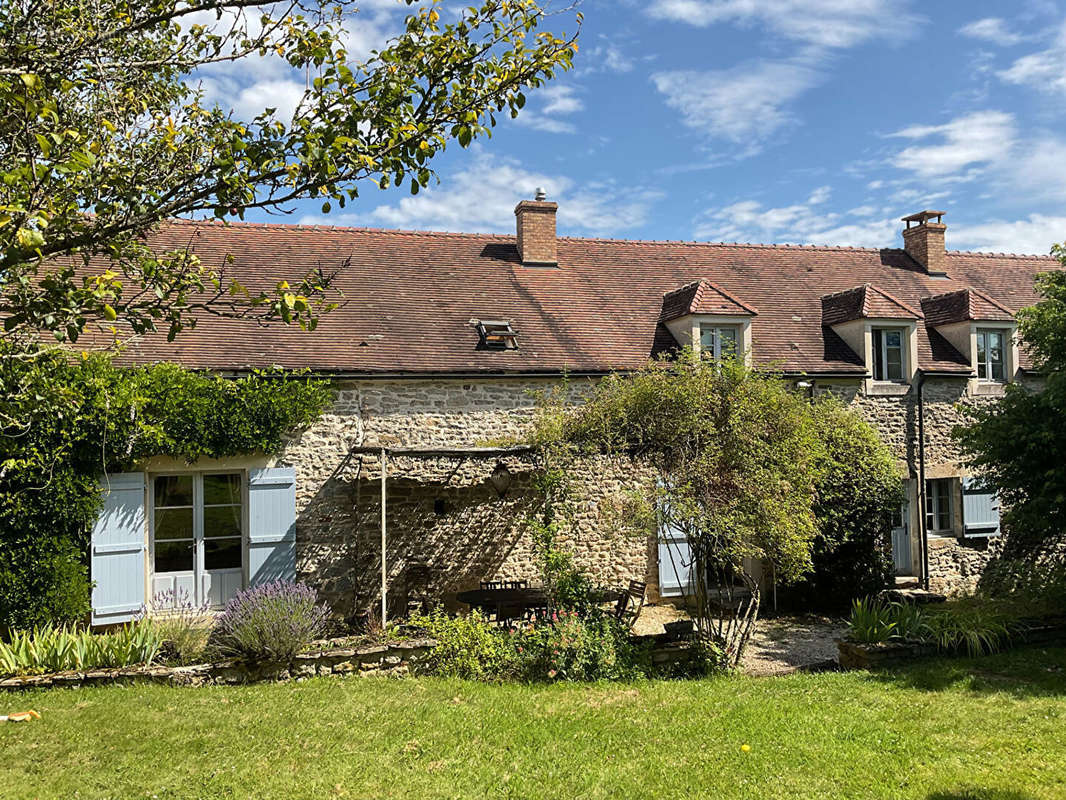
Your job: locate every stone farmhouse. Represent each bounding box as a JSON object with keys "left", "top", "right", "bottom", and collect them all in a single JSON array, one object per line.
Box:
[{"left": 88, "top": 195, "right": 1056, "bottom": 625}]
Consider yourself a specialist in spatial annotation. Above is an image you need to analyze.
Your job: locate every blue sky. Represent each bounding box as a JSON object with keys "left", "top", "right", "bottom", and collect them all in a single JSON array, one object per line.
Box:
[{"left": 219, "top": 0, "right": 1066, "bottom": 254}]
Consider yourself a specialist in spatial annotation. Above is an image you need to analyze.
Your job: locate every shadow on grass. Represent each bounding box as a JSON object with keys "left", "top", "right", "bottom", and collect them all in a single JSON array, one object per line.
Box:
[
  {"left": 928, "top": 791, "right": 1041, "bottom": 800},
  {"left": 864, "top": 643, "right": 1066, "bottom": 698}
]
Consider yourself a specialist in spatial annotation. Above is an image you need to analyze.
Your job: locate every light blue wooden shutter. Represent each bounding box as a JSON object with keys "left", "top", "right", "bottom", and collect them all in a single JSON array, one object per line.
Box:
[
  {"left": 91, "top": 473, "right": 146, "bottom": 625},
  {"left": 961, "top": 475, "right": 1001, "bottom": 536},
  {"left": 248, "top": 467, "right": 297, "bottom": 585}
]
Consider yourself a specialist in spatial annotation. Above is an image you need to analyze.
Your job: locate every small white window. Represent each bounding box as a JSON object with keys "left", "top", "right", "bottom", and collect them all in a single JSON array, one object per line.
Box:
[
  {"left": 699, "top": 324, "right": 738, "bottom": 361},
  {"left": 873, "top": 328, "right": 906, "bottom": 382},
  {"left": 976, "top": 329, "right": 1007, "bottom": 382},
  {"left": 925, "top": 478, "right": 953, "bottom": 534}
]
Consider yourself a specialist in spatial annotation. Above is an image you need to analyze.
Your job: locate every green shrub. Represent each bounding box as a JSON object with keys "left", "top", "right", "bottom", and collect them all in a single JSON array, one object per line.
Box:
[
  {"left": 409, "top": 608, "right": 519, "bottom": 681},
  {"left": 848, "top": 597, "right": 926, "bottom": 643},
  {"left": 785, "top": 401, "right": 902, "bottom": 611},
  {"left": 512, "top": 610, "right": 645, "bottom": 682},
  {"left": 0, "top": 619, "right": 162, "bottom": 676}
]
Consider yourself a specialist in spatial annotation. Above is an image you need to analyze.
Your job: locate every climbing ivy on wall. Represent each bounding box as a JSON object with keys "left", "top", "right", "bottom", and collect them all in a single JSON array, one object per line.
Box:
[{"left": 0, "top": 347, "right": 331, "bottom": 631}]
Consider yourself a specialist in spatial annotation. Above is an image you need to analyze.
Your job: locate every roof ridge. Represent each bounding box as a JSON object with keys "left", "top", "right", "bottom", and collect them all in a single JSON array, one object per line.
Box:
[
  {"left": 967, "top": 287, "right": 1016, "bottom": 317},
  {"left": 946, "top": 248, "right": 1057, "bottom": 261}
]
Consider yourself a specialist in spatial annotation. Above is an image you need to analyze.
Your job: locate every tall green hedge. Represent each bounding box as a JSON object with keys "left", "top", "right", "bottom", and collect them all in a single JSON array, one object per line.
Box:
[{"left": 0, "top": 349, "right": 331, "bottom": 631}]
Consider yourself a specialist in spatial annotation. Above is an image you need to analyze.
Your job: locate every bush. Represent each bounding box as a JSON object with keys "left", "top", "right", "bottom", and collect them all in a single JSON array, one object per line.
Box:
[
  {"left": 210, "top": 580, "right": 329, "bottom": 663},
  {"left": 152, "top": 589, "right": 214, "bottom": 665},
  {"left": 409, "top": 607, "right": 519, "bottom": 681},
  {"left": 0, "top": 619, "right": 162, "bottom": 677},
  {"left": 785, "top": 401, "right": 901, "bottom": 611},
  {"left": 513, "top": 610, "right": 645, "bottom": 681},
  {"left": 847, "top": 595, "right": 1028, "bottom": 657},
  {"left": 848, "top": 597, "right": 926, "bottom": 643}
]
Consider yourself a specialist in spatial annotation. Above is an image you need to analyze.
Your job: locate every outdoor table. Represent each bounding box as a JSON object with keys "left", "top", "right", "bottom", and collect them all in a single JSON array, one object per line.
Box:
[{"left": 455, "top": 587, "right": 549, "bottom": 619}]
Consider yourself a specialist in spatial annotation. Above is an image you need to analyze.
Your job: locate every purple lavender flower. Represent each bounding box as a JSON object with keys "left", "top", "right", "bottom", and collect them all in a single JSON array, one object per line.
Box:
[{"left": 212, "top": 580, "right": 329, "bottom": 663}]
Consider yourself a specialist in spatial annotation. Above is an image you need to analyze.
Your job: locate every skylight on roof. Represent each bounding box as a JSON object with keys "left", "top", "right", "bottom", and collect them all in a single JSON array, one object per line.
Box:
[{"left": 475, "top": 319, "right": 519, "bottom": 351}]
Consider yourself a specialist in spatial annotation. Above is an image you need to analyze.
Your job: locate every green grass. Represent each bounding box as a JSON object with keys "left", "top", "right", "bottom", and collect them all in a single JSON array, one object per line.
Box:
[{"left": 2, "top": 647, "right": 1065, "bottom": 800}]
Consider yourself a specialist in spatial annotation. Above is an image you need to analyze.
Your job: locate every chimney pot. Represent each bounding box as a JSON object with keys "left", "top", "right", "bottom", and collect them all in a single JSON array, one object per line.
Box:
[
  {"left": 534, "top": 187, "right": 547, "bottom": 201},
  {"left": 901, "top": 210, "right": 947, "bottom": 276},
  {"left": 514, "top": 194, "right": 558, "bottom": 266}
]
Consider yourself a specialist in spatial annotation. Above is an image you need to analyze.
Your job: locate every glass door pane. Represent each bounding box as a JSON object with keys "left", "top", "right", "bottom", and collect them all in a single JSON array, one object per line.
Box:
[{"left": 202, "top": 473, "right": 243, "bottom": 607}]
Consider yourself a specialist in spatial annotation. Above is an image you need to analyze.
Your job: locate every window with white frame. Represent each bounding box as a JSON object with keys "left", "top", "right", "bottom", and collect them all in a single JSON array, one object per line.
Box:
[
  {"left": 976, "top": 328, "right": 1007, "bottom": 382},
  {"left": 872, "top": 328, "right": 906, "bottom": 382},
  {"left": 925, "top": 478, "right": 953, "bottom": 534},
  {"left": 699, "top": 324, "right": 738, "bottom": 361},
  {"left": 152, "top": 472, "right": 244, "bottom": 608}
]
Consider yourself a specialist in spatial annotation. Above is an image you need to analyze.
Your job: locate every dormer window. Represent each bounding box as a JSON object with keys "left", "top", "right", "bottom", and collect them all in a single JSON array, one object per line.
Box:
[
  {"left": 475, "top": 319, "right": 518, "bottom": 351},
  {"left": 699, "top": 324, "right": 738, "bottom": 361},
  {"left": 873, "top": 328, "right": 906, "bottom": 382},
  {"left": 976, "top": 328, "right": 1006, "bottom": 382}
]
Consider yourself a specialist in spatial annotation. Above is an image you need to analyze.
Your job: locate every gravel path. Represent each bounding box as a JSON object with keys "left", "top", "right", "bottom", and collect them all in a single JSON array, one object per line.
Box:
[{"left": 633, "top": 604, "right": 847, "bottom": 676}]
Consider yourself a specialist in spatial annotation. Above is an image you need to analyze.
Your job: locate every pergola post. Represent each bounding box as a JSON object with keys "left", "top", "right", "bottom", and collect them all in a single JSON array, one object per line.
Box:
[{"left": 380, "top": 447, "right": 387, "bottom": 626}]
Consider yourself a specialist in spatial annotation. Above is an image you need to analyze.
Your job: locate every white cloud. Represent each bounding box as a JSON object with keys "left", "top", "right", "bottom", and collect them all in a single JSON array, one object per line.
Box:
[
  {"left": 651, "top": 60, "right": 820, "bottom": 147},
  {"left": 694, "top": 194, "right": 900, "bottom": 248},
  {"left": 645, "top": 0, "right": 920, "bottom": 49},
  {"left": 952, "top": 215, "right": 1066, "bottom": 254},
  {"left": 513, "top": 85, "right": 583, "bottom": 135},
  {"left": 301, "top": 153, "right": 661, "bottom": 236},
  {"left": 888, "top": 111, "right": 1016, "bottom": 179},
  {"left": 959, "top": 17, "right": 1027, "bottom": 46},
  {"left": 999, "top": 22, "right": 1066, "bottom": 93},
  {"left": 580, "top": 43, "right": 635, "bottom": 74}
]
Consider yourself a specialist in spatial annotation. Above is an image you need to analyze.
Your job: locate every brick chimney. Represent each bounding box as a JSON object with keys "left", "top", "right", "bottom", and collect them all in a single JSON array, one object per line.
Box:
[
  {"left": 514, "top": 188, "right": 557, "bottom": 266},
  {"left": 902, "top": 210, "right": 947, "bottom": 276}
]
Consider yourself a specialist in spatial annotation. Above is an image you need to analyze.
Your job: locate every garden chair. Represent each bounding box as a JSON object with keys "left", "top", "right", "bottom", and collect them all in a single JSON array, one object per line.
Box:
[{"left": 613, "top": 580, "right": 647, "bottom": 630}]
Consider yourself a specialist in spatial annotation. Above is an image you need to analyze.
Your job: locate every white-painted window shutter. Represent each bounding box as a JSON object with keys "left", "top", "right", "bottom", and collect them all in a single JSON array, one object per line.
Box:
[
  {"left": 91, "top": 473, "right": 147, "bottom": 625},
  {"left": 248, "top": 467, "right": 297, "bottom": 585}
]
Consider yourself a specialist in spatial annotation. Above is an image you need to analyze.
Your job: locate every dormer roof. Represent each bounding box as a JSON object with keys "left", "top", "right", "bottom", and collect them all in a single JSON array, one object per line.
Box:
[
  {"left": 821, "top": 284, "right": 924, "bottom": 326},
  {"left": 660, "top": 279, "right": 757, "bottom": 322},
  {"left": 920, "top": 288, "right": 1015, "bottom": 327}
]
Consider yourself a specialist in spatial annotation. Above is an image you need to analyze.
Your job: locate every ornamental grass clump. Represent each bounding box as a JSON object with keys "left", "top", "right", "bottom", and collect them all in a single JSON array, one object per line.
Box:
[
  {"left": 210, "top": 580, "right": 329, "bottom": 663},
  {"left": 151, "top": 588, "right": 214, "bottom": 666}
]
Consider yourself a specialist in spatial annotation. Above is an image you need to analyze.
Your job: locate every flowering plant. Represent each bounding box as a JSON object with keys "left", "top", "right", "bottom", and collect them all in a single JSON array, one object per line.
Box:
[
  {"left": 210, "top": 580, "right": 329, "bottom": 662},
  {"left": 150, "top": 588, "right": 213, "bottom": 665},
  {"left": 512, "top": 610, "right": 642, "bottom": 682}
]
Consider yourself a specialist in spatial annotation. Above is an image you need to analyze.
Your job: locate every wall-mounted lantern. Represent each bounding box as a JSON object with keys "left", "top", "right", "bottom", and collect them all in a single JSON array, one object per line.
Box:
[{"left": 490, "top": 462, "right": 512, "bottom": 498}]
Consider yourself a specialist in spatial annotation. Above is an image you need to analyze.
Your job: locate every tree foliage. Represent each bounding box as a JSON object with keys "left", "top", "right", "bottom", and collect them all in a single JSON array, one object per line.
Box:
[
  {"left": 1, "top": 0, "right": 579, "bottom": 347},
  {"left": 786, "top": 399, "right": 902, "bottom": 611},
  {"left": 956, "top": 262, "right": 1066, "bottom": 552},
  {"left": 0, "top": 348, "right": 330, "bottom": 630},
  {"left": 529, "top": 355, "right": 899, "bottom": 665}
]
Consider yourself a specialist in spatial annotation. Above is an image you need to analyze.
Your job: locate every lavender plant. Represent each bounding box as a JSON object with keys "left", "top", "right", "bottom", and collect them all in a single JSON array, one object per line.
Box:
[
  {"left": 151, "top": 589, "right": 214, "bottom": 666},
  {"left": 210, "top": 581, "right": 329, "bottom": 663}
]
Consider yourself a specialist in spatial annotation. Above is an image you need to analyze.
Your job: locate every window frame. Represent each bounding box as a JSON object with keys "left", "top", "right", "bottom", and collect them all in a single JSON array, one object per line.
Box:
[
  {"left": 975, "top": 328, "right": 1008, "bottom": 383},
  {"left": 699, "top": 323, "right": 739, "bottom": 362},
  {"left": 149, "top": 470, "right": 247, "bottom": 609},
  {"left": 872, "top": 327, "right": 906, "bottom": 382},
  {"left": 925, "top": 478, "right": 954, "bottom": 535}
]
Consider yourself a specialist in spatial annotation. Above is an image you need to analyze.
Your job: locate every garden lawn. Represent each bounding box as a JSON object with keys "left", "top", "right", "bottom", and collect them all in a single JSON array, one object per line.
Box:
[{"left": 3, "top": 647, "right": 1065, "bottom": 800}]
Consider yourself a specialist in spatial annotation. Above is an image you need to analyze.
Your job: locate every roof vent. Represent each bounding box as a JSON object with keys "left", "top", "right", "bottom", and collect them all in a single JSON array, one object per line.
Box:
[
  {"left": 534, "top": 187, "right": 547, "bottom": 201},
  {"left": 474, "top": 319, "right": 519, "bottom": 351}
]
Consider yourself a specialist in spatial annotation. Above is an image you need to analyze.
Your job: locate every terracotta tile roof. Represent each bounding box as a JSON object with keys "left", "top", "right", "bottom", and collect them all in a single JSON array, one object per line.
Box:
[
  {"left": 660, "top": 279, "right": 757, "bottom": 321},
  {"left": 822, "top": 284, "right": 923, "bottom": 326},
  {"left": 921, "top": 288, "right": 1016, "bottom": 326},
  {"left": 105, "top": 219, "right": 1058, "bottom": 376}
]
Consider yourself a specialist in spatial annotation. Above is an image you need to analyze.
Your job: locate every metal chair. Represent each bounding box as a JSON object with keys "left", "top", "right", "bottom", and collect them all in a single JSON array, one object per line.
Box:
[{"left": 613, "top": 580, "right": 647, "bottom": 630}]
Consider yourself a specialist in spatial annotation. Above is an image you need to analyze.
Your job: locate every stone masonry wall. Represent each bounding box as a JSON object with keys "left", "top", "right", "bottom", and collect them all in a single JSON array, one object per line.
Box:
[
  {"left": 279, "top": 379, "right": 656, "bottom": 618},
  {"left": 279, "top": 374, "right": 1024, "bottom": 616}
]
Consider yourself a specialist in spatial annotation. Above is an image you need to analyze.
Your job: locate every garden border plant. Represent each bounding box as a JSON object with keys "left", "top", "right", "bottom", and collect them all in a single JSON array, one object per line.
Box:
[{"left": 0, "top": 349, "right": 331, "bottom": 631}]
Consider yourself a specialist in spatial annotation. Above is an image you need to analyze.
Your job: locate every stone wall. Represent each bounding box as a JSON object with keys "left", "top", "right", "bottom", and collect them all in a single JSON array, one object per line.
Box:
[
  {"left": 279, "top": 374, "right": 1024, "bottom": 615},
  {"left": 280, "top": 379, "right": 656, "bottom": 618}
]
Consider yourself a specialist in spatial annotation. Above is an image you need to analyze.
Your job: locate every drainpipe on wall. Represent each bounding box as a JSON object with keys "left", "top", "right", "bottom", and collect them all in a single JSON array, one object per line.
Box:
[{"left": 916, "top": 371, "right": 930, "bottom": 590}]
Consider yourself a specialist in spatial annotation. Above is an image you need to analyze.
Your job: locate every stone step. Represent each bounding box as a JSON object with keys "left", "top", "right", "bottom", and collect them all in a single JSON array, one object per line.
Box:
[
  {"left": 878, "top": 587, "right": 947, "bottom": 605},
  {"left": 894, "top": 576, "right": 920, "bottom": 589}
]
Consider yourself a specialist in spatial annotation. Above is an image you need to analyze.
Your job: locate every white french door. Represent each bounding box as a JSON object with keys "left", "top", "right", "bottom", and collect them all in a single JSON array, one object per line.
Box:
[
  {"left": 891, "top": 486, "right": 912, "bottom": 576},
  {"left": 151, "top": 472, "right": 245, "bottom": 609}
]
